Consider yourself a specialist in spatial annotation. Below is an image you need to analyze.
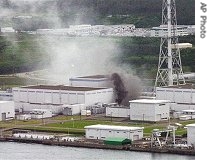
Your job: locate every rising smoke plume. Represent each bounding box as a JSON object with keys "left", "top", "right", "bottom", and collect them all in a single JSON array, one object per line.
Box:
[
  {"left": 1, "top": 0, "right": 145, "bottom": 105},
  {"left": 111, "top": 73, "right": 127, "bottom": 105}
]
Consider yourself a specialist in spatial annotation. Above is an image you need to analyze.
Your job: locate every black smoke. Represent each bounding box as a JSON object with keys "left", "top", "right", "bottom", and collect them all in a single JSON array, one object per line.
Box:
[{"left": 111, "top": 73, "right": 127, "bottom": 105}]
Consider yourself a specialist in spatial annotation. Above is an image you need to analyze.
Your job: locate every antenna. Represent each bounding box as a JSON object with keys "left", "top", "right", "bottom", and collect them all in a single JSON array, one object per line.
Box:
[{"left": 155, "top": 0, "right": 185, "bottom": 87}]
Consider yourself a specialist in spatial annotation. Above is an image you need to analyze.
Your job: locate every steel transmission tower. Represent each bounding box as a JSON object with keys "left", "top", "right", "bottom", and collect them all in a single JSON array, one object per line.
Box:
[{"left": 155, "top": 0, "right": 185, "bottom": 87}]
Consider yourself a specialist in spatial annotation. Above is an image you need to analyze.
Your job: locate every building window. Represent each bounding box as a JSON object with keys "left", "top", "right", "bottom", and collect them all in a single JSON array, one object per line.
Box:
[{"left": 8, "top": 112, "right": 10, "bottom": 114}]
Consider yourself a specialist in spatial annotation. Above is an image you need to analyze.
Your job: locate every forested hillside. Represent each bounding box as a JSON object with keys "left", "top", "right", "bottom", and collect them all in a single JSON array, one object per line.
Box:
[{"left": 0, "top": 0, "right": 195, "bottom": 77}]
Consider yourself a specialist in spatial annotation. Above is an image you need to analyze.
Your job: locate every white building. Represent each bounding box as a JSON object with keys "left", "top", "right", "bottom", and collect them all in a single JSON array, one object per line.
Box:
[
  {"left": 12, "top": 85, "right": 114, "bottom": 114},
  {"left": 62, "top": 104, "right": 85, "bottom": 115},
  {"left": 69, "top": 75, "right": 112, "bottom": 88},
  {"left": 156, "top": 84, "right": 195, "bottom": 111},
  {"left": 129, "top": 99, "right": 170, "bottom": 122},
  {"left": 30, "top": 109, "right": 52, "bottom": 119},
  {"left": 84, "top": 124, "right": 144, "bottom": 141},
  {"left": 106, "top": 106, "right": 130, "bottom": 118},
  {"left": 0, "top": 101, "right": 15, "bottom": 121},
  {"left": 150, "top": 25, "right": 188, "bottom": 37},
  {"left": 186, "top": 124, "right": 195, "bottom": 146}
]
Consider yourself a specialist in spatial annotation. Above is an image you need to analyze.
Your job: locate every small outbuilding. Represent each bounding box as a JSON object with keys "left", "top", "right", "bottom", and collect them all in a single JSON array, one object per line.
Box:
[
  {"left": 129, "top": 99, "right": 170, "bottom": 122},
  {"left": 62, "top": 104, "right": 85, "bottom": 115},
  {"left": 104, "top": 137, "right": 131, "bottom": 145},
  {"left": 0, "top": 101, "right": 15, "bottom": 121},
  {"left": 85, "top": 124, "right": 144, "bottom": 141}
]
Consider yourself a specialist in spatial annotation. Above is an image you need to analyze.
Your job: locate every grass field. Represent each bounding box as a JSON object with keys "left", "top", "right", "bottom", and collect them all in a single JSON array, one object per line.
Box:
[{"left": 0, "top": 115, "right": 194, "bottom": 137}]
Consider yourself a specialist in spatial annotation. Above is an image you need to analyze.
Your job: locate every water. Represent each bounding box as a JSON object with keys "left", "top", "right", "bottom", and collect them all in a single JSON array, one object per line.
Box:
[{"left": 0, "top": 142, "right": 195, "bottom": 160}]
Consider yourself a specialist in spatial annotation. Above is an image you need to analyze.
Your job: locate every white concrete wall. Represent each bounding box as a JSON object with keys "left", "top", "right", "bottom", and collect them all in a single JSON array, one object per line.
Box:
[
  {"left": 155, "top": 103, "right": 170, "bottom": 121},
  {"left": 106, "top": 107, "right": 130, "bottom": 118},
  {"left": 0, "top": 101, "right": 15, "bottom": 121},
  {"left": 13, "top": 87, "right": 114, "bottom": 114},
  {"left": 130, "top": 102, "right": 169, "bottom": 122},
  {"left": 130, "top": 103, "right": 155, "bottom": 121},
  {"left": 69, "top": 79, "right": 112, "bottom": 88},
  {"left": 85, "top": 128, "right": 143, "bottom": 141},
  {"left": 156, "top": 87, "right": 195, "bottom": 104},
  {"left": 85, "top": 89, "right": 114, "bottom": 105},
  {"left": 170, "top": 103, "right": 195, "bottom": 111}
]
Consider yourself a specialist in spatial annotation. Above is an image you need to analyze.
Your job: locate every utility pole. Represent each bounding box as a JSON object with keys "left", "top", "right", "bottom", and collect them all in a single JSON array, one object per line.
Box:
[{"left": 155, "top": 0, "right": 185, "bottom": 87}]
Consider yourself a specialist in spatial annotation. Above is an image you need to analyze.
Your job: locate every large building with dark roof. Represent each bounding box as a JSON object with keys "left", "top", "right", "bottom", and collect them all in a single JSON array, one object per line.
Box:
[{"left": 12, "top": 85, "right": 114, "bottom": 114}]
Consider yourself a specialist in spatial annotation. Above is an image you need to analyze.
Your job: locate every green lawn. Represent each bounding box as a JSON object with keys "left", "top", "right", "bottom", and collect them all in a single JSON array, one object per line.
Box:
[{"left": 0, "top": 115, "right": 194, "bottom": 137}]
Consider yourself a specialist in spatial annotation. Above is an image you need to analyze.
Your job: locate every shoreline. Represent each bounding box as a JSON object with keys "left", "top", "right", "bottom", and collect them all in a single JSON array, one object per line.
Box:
[{"left": 0, "top": 137, "right": 195, "bottom": 156}]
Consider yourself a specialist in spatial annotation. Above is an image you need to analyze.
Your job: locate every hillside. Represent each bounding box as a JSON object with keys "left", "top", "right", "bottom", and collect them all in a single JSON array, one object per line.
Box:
[{"left": 0, "top": 0, "right": 195, "bottom": 29}]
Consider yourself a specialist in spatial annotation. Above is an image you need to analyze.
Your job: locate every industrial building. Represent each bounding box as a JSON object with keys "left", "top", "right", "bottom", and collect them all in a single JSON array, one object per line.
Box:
[
  {"left": 84, "top": 124, "right": 144, "bottom": 141},
  {"left": 69, "top": 75, "right": 112, "bottom": 88},
  {"left": 12, "top": 85, "right": 114, "bottom": 114},
  {"left": 129, "top": 99, "right": 170, "bottom": 122},
  {"left": 186, "top": 124, "right": 195, "bottom": 147},
  {"left": 156, "top": 84, "right": 195, "bottom": 111},
  {"left": 0, "top": 101, "right": 15, "bottom": 121}
]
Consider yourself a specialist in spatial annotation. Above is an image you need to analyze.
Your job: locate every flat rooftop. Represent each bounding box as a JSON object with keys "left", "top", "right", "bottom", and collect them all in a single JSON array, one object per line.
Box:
[
  {"left": 129, "top": 99, "right": 170, "bottom": 104},
  {"left": 157, "top": 83, "right": 195, "bottom": 89},
  {"left": 21, "top": 85, "right": 108, "bottom": 91},
  {"left": 84, "top": 124, "right": 144, "bottom": 131}
]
